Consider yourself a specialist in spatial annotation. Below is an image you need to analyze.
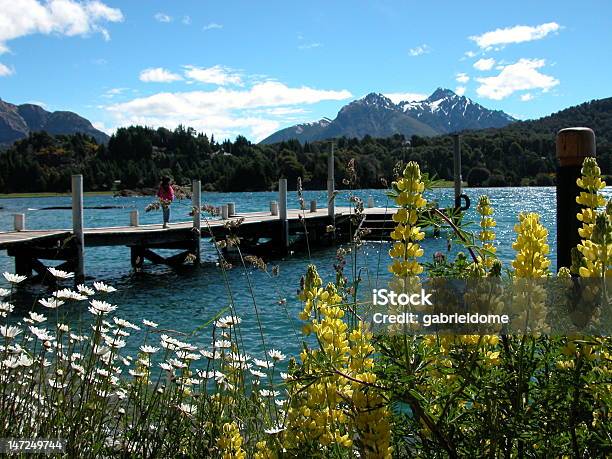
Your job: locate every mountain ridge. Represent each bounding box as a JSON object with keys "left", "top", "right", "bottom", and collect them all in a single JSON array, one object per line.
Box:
[
  {"left": 0, "top": 98, "right": 109, "bottom": 145},
  {"left": 260, "top": 88, "right": 516, "bottom": 144}
]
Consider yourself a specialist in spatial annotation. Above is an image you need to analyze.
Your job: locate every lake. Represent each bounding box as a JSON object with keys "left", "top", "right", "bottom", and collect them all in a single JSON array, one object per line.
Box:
[{"left": 1, "top": 186, "right": 610, "bottom": 360}]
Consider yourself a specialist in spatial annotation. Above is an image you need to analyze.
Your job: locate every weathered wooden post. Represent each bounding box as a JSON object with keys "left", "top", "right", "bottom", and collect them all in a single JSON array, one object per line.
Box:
[
  {"left": 279, "top": 178, "right": 289, "bottom": 251},
  {"left": 221, "top": 205, "right": 229, "bottom": 220},
  {"left": 13, "top": 214, "right": 25, "bottom": 231},
  {"left": 453, "top": 134, "right": 462, "bottom": 208},
  {"left": 556, "top": 127, "right": 596, "bottom": 270},
  {"left": 129, "top": 210, "right": 139, "bottom": 227},
  {"left": 310, "top": 200, "right": 317, "bottom": 213},
  {"left": 327, "top": 143, "right": 335, "bottom": 218},
  {"left": 192, "top": 180, "right": 201, "bottom": 264},
  {"left": 367, "top": 196, "right": 374, "bottom": 208},
  {"left": 71, "top": 174, "right": 85, "bottom": 283},
  {"left": 227, "top": 202, "right": 235, "bottom": 217}
]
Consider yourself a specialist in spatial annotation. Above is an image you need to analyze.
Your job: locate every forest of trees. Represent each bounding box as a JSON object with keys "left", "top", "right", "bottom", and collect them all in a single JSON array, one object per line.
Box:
[{"left": 0, "top": 97, "right": 610, "bottom": 193}]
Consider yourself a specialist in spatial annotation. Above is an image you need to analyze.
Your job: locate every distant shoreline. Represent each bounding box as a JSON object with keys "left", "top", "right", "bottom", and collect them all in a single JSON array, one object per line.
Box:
[{"left": 0, "top": 181, "right": 467, "bottom": 199}]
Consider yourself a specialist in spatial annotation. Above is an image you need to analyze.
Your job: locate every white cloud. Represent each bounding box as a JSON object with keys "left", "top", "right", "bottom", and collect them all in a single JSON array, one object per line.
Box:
[
  {"left": 154, "top": 12, "right": 172, "bottom": 23},
  {"left": 473, "top": 58, "right": 496, "bottom": 71},
  {"left": 105, "top": 81, "right": 352, "bottom": 141},
  {"left": 384, "top": 92, "right": 427, "bottom": 104},
  {"left": 298, "top": 42, "right": 322, "bottom": 50},
  {"left": 455, "top": 86, "right": 466, "bottom": 96},
  {"left": 520, "top": 93, "right": 534, "bottom": 101},
  {"left": 0, "top": 0, "right": 123, "bottom": 53},
  {"left": 464, "top": 51, "right": 477, "bottom": 58},
  {"left": 102, "top": 87, "right": 128, "bottom": 98},
  {"left": 455, "top": 73, "right": 470, "bottom": 84},
  {"left": 470, "top": 22, "right": 560, "bottom": 50},
  {"left": 182, "top": 16, "right": 191, "bottom": 25},
  {"left": 408, "top": 44, "right": 430, "bottom": 57},
  {"left": 476, "top": 58, "right": 559, "bottom": 100},
  {"left": 140, "top": 67, "right": 183, "bottom": 83},
  {"left": 184, "top": 65, "right": 242, "bottom": 86},
  {"left": 0, "top": 62, "right": 14, "bottom": 76},
  {"left": 203, "top": 23, "right": 223, "bottom": 31}
]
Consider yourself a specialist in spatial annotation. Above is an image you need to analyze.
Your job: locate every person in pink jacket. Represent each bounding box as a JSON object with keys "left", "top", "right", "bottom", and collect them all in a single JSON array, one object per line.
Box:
[{"left": 157, "top": 176, "right": 175, "bottom": 228}]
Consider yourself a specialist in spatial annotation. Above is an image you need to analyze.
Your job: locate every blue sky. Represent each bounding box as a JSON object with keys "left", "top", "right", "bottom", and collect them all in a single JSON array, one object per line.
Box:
[{"left": 1, "top": 0, "right": 610, "bottom": 141}]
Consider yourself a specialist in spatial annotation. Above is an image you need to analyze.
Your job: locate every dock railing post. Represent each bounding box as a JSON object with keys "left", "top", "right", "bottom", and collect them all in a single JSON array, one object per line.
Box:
[
  {"left": 129, "top": 210, "right": 139, "bottom": 227},
  {"left": 453, "top": 134, "right": 462, "bottom": 208},
  {"left": 192, "top": 179, "right": 201, "bottom": 264},
  {"left": 279, "top": 178, "right": 288, "bottom": 251},
  {"left": 327, "top": 143, "right": 335, "bottom": 218},
  {"left": 71, "top": 174, "right": 85, "bottom": 283},
  {"left": 556, "top": 127, "right": 596, "bottom": 270},
  {"left": 14, "top": 214, "right": 25, "bottom": 231}
]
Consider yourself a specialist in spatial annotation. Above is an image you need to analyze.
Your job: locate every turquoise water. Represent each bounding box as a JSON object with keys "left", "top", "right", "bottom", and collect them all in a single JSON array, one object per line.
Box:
[{"left": 1, "top": 187, "right": 610, "bottom": 360}]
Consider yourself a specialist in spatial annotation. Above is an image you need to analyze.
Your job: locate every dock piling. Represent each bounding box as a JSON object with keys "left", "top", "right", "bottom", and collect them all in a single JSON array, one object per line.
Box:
[
  {"left": 14, "top": 214, "right": 25, "bottom": 232},
  {"left": 279, "top": 179, "right": 289, "bottom": 250},
  {"left": 129, "top": 210, "right": 139, "bottom": 227},
  {"left": 192, "top": 179, "right": 201, "bottom": 264},
  {"left": 71, "top": 174, "right": 85, "bottom": 283},
  {"left": 327, "top": 143, "right": 335, "bottom": 218},
  {"left": 227, "top": 202, "right": 235, "bottom": 217},
  {"left": 453, "top": 135, "right": 462, "bottom": 209},
  {"left": 310, "top": 200, "right": 317, "bottom": 213},
  {"left": 367, "top": 196, "right": 374, "bottom": 208},
  {"left": 270, "top": 201, "right": 278, "bottom": 216},
  {"left": 556, "top": 127, "right": 596, "bottom": 270},
  {"left": 221, "top": 205, "right": 229, "bottom": 220}
]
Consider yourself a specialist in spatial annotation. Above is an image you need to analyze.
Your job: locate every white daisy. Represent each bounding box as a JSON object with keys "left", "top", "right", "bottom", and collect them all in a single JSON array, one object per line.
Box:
[
  {"left": 0, "top": 302, "right": 14, "bottom": 314},
  {"left": 89, "top": 300, "right": 117, "bottom": 315},
  {"left": 28, "top": 312, "right": 47, "bottom": 323},
  {"left": 29, "top": 326, "right": 54, "bottom": 341},
  {"left": 113, "top": 317, "right": 140, "bottom": 330},
  {"left": 48, "top": 267, "right": 74, "bottom": 279},
  {"left": 215, "top": 315, "right": 242, "bottom": 328},
  {"left": 140, "top": 345, "right": 159, "bottom": 354},
  {"left": 142, "top": 319, "right": 158, "bottom": 328},
  {"left": 0, "top": 325, "right": 22, "bottom": 339},
  {"left": 39, "top": 297, "right": 64, "bottom": 309},
  {"left": 268, "top": 349, "right": 286, "bottom": 361},
  {"left": 260, "top": 389, "right": 280, "bottom": 397},
  {"left": 76, "top": 284, "right": 95, "bottom": 296},
  {"left": 3, "top": 272, "right": 27, "bottom": 284},
  {"left": 93, "top": 282, "right": 117, "bottom": 293},
  {"left": 254, "top": 358, "right": 274, "bottom": 369},
  {"left": 264, "top": 424, "right": 286, "bottom": 435},
  {"left": 249, "top": 368, "right": 266, "bottom": 378},
  {"left": 0, "top": 288, "right": 10, "bottom": 297},
  {"left": 54, "top": 289, "right": 86, "bottom": 301},
  {"left": 213, "top": 339, "right": 232, "bottom": 349}
]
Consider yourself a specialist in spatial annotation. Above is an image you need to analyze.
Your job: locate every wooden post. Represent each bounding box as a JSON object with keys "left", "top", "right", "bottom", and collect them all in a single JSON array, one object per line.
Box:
[
  {"left": 556, "top": 127, "right": 596, "bottom": 270},
  {"left": 71, "top": 174, "right": 85, "bottom": 283},
  {"left": 367, "top": 196, "right": 374, "bottom": 208},
  {"left": 192, "top": 180, "right": 201, "bottom": 264},
  {"left": 129, "top": 210, "right": 139, "bottom": 227},
  {"left": 14, "top": 214, "right": 25, "bottom": 231},
  {"left": 310, "top": 200, "right": 317, "bottom": 212},
  {"left": 327, "top": 143, "right": 335, "bottom": 217},
  {"left": 453, "top": 134, "right": 462, "bottom": 208},
  {"left": 279, "top": 178, "right": 289, "bottom": 250},
  {"left": 227, "top": 202, "right": 235, "bottom": 217},
  {"left": 270, "top": 200, "right": 278, "bottom": 216},
  {"left": 221, "top": 205, "right": 229, "bottom": 220}
]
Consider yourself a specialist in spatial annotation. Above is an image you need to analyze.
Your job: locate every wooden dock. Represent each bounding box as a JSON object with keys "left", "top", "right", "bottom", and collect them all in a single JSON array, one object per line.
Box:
[{"left": 0, "top": 200, "right": 398, "bottom": 283}]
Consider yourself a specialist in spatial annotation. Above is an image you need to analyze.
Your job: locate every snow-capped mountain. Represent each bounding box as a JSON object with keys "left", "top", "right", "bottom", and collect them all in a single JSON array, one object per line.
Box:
[
  {"left": 260, "top": 88, "right": 516, "bottom": 144},
  {"left": 398, "top": 88, "right": 515, "bottom": 133}
]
